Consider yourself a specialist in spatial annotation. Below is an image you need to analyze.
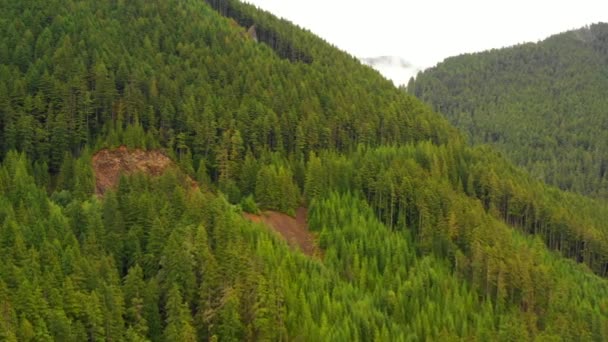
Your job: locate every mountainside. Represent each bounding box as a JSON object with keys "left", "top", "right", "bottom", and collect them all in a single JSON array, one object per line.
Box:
[
  {"left": 409, "top": 23, "right": 608, "bottom": 198},
  {"left": 1, "top": 0, "right": 608, "bottom": 340}
]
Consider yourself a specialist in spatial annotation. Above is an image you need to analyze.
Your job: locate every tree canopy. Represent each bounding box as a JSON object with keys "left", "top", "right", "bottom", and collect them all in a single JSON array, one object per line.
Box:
[
  {"left": 1, "top": 0, "right": 608, "bottom": 340},
  {"left": 409, "top": 23, "right": 608, "bottom": 199}
]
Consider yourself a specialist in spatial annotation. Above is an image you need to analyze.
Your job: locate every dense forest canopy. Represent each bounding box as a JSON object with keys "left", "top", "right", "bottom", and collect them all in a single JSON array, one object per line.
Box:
[
  {"left": 408, "top": 23, "right": 608, "bottom": 199},
  {"left": 1, "top": 0, "right": 608, "bottom": 340}
]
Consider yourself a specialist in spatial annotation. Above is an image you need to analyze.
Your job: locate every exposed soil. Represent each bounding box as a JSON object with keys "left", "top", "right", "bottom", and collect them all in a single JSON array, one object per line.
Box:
[
  {"left": 92, "top": 147, "right": 317, "bottom": 256},
  {"left": 92, "top": 146, "right": 177, "bottom": 195},
  {"left": 244, "top": 207, "right": 319, "bottom": 257}
]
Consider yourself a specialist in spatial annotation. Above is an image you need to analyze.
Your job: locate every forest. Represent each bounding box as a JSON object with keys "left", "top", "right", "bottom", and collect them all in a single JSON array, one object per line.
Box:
[
  {"left": 1, "top": 0, "right": 608, "bottom": 340},
  {"left": 408, "top": 23, "right": 608, "bottom": 199}
]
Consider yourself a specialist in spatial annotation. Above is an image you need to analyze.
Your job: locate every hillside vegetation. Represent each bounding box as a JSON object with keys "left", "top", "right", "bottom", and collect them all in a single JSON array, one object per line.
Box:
[
  {"left": 1, "top": 0, "right": 608, "bottom": 340},
  {"left": 409, "top": 23, "right": 608, "bottom": 198}
]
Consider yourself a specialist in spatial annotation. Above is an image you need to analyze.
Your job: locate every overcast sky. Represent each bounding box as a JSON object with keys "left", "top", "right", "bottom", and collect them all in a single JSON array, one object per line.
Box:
[{"left": 245, "top": 0, "right": 607, "bottom": 85}]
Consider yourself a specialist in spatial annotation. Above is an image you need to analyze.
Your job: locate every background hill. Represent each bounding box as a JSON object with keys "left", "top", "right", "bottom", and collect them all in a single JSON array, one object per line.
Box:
[
  {"left": 409, "top": 23, "right": 608, "bottom": 198},
  {"left": 1, "top": 0, "right": 608, "bottom": 340}
]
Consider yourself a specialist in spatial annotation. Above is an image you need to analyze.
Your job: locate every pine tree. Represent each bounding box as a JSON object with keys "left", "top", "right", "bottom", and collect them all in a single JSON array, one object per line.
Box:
[
  {"left": 217, "top": 287, "right": 244, "bottom": 341},
  {"left": 304, "top": 151, "right": 324, "bottom": 203},
  {"left": 124, "top": 265, "right": 149, "bottom": 338},
  {"left": 163, "top": 284, "right": 196, "bottom": 342}
]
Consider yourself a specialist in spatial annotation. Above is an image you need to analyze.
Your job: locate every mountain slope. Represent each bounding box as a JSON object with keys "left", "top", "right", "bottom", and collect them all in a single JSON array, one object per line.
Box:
[
  {"left": 1, "top": 0, "right": 608, "bottom": 340},
  {"left": 409, "top": 23, "right": 608, "bottom": 198}
]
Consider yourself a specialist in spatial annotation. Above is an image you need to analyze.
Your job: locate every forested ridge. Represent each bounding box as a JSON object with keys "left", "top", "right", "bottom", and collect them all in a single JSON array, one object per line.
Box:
[
  {"left": 1, "top": 0, "right": 608, "bottom": 340},
  {"left": 408, "top": 23, "right": 608, "bottom": 198}
]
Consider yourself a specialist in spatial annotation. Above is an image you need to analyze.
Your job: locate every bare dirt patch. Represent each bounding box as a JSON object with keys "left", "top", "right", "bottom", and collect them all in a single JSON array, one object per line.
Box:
[
  {"left": 244, "top": 207, "right": 319, "bottom": 257},
  {"left": 92, "top": 147, "right": 318, "bottom": 256},
  {"left": 92, "top": 146, "right": 176, "bottom": 195}
]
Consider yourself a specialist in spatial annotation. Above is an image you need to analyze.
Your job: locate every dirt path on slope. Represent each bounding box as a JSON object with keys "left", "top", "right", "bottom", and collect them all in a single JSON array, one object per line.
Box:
[{"left": 244, "top": 207, "right": 319, "bottom": 257}]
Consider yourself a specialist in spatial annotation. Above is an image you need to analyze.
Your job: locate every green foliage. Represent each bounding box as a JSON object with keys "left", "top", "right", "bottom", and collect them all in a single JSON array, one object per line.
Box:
[
  {"left": 163, "top": 285, "right": 196, "bottom": 342},
  {"left": 2, "top": 131, "right": 608, "bottom": 341},
  {"left": 240, "top": 194, "right": 259, "bottom": 214},
  {"left": 1, "top": 0, "right": 608, "bottom": 341},
  {"left": 410, "top": 23, "right": 608, "bottom": 199},
  {"left": 0, "top": 0, "right": 454, "bottom": 178},
  {"left": 255, "top": 164, "right": 299, "bottom": 214}
]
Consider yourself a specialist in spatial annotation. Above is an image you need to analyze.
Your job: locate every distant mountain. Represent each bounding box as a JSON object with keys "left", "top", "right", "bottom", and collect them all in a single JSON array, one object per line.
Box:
[{"left": 409, "top": 23, "right": 608, "bottom": 198}]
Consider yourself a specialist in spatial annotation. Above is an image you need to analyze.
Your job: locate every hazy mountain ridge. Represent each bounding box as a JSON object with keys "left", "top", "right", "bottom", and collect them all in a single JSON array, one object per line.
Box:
[{"left": 409, "top": 22, "right": 608, "bottom": 199}]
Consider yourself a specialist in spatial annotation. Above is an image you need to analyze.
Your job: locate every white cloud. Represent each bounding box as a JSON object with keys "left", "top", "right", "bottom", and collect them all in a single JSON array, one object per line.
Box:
[{"left": 244, "top": 0, "right": 608, "bottom": 85}]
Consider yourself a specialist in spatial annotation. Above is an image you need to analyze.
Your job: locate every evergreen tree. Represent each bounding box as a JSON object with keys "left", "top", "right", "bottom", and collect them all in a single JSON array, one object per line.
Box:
[{"left": 163, "top": 285, "right": 196, "bottom": 342}]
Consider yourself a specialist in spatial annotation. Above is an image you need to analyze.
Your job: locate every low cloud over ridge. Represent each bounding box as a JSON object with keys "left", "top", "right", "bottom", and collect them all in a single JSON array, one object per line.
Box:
[{"left": 360, "top": 56, "right": 412, "bottom": 69}]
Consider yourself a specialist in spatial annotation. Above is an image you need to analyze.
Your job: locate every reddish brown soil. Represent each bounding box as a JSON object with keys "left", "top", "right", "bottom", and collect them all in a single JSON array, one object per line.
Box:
[
  {"left": 92, "top": 147, "right": 318, "bottom": 256},
  {"left": 244, "top": 207, "right": 319, "bottom": 257},
  {"left": 92, "top": 146, "right": 177, "bottom": 195}
]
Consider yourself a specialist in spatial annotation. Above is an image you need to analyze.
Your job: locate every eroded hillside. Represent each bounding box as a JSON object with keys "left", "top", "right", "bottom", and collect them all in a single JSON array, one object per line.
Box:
[
  {"left": 92, "top": 146, "right": 177, "bottom": 195},
  {"left": 244, "top": 207, "right": 318, "bottom": 257}
]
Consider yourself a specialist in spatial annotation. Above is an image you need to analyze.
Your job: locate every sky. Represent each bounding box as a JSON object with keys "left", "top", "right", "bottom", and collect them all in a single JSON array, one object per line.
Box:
[{"left": 244, "top": 0, "right": 608, "bottom": 85}]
